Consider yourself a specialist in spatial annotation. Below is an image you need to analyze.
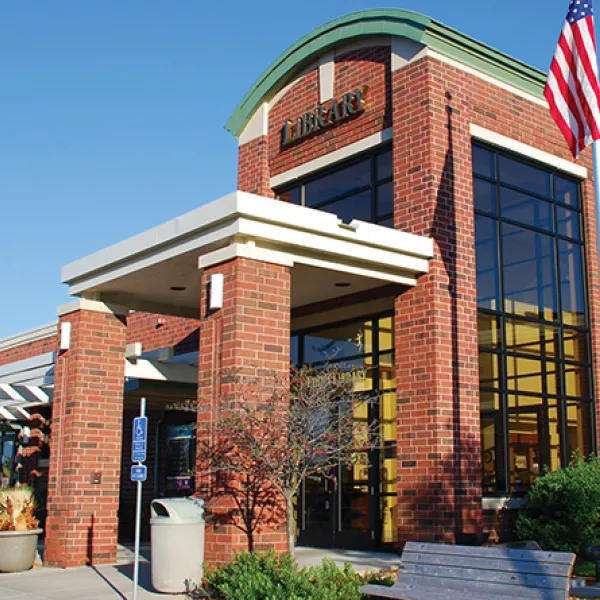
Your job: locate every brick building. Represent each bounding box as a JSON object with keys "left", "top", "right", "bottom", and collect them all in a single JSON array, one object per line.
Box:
[{"left": 0, "top": 9, "right": 597, "bottom": 567}]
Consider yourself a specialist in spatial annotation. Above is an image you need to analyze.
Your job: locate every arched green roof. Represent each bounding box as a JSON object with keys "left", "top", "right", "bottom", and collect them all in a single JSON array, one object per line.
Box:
[{"left": 225, "top": 8, "right": 546, "bottom": 138}]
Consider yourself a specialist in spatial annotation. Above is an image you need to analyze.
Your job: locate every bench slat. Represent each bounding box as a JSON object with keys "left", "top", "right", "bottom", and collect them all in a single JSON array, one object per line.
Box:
[
  {"left": 360, "top": 577, "right": 566, "bottom": 600},
  {"left": 361, "top": 543, "right": 575, "bottom": 600},
  {"left": 401, "top": 552, "right": 572, "bottom": 577},
  {"left": 399, "top": 562, "right": 569, "bottom": 590},
  {"left": 403, "top": 542, "right": 574, "bottom": 565}
]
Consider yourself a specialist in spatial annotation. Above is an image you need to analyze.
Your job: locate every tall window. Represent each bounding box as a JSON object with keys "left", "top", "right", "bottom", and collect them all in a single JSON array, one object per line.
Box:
[
  {"left": 292, "top": 314, "right": 397, "bottom": 548},
  {"left": 473, "top": 144, "right": 595, "bottom": 495},
  {"left": 276, "top": 146, "right": 393, "bottom": 227}
]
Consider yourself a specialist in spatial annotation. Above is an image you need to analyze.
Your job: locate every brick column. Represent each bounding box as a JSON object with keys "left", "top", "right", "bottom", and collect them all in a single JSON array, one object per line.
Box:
[
  {"left": 392, "top": 57, "right": 482, "bottom": 543},
  {"left": 238, "top": 136, "right": 274, "bottom": 197},
  {"left": 196, "top": 257, "right": 290, "bottom": 563},
  {"left": 45, "top": 300, "right": 127, "bottom": 567}
]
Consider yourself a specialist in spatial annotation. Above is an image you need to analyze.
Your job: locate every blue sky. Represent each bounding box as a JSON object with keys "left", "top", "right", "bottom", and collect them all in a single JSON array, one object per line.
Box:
[{"left": 0, "top": 1, "right": 581, "bottom": 338}]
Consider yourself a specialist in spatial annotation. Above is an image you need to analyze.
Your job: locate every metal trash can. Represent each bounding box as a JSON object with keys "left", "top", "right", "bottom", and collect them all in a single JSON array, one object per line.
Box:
[{"left": 150, "top": 497, "right": 205, "bottom": 593}]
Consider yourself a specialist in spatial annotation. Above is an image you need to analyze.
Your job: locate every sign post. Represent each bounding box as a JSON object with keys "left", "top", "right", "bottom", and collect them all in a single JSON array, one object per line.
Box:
[{"left": 132, "top": 398, "right": 147, "bottom": 600}]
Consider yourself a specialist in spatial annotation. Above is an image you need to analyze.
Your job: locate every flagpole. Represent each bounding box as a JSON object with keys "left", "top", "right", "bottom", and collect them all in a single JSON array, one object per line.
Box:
[{"left": 594, "top": 142, "right": 600, "bottom": 262}]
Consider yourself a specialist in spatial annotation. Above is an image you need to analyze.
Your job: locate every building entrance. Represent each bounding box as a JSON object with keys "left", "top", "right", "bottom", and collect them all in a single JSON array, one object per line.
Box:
[{"left": 292, "top": 313, "right": 398, "bottom": 549}]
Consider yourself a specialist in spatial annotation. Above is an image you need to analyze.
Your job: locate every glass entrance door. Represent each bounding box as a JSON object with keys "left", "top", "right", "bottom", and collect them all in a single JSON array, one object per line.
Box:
[{"left": 293, "top": 314, "right": 397, "bottom": 550}]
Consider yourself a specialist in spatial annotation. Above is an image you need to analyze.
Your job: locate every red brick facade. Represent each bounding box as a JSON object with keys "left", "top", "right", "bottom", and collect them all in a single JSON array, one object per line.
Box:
[
  {"left": 3, "top": 25, "right": 600, "bottom": 564},
  {"left": 392, "top": 57, "right": 482, "bottom": 541},
  {"left": 236, "top": 43, "right": 600, "bottom": 546},
  {"left": 197, "top": 257, "right": 291, "bottom": 563},
  {"left": 45, "top": 307, "right": 127, "bottom": 567},
  {"left": 0, "top": 336, "right": 56, "bottom": 366},
  {"left": 126, "top": 312, "right": 200, "bottom": 354}
]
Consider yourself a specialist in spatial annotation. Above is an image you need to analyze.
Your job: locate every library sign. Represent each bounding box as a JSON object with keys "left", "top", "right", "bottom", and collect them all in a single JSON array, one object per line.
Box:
[{"left": 282, "top": 85, "right": 368, "bottom": 146}]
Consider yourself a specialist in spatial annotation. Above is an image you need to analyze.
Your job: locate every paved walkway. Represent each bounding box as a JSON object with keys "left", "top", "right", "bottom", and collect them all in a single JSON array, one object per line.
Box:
[
  {"left": 0, "top": 546, "right": 400, "bottom": 599},
  {"left": 0, "top": 562, "right": 185, "bottom": 600}
]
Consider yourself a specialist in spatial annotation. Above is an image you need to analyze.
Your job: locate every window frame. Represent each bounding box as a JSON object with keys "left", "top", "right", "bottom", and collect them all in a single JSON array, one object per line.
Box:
[
  {"left": 474, "top": 142, "right": 596, "bottom": 496},
  {"left": 275, "top": 144, "right": 393, "bottom": 226}
]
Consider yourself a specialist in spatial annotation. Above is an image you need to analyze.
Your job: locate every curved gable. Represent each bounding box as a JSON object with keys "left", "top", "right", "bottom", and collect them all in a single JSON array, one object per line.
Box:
[{"left": 225, "top": 8, "right": 546, "bottom": 138}]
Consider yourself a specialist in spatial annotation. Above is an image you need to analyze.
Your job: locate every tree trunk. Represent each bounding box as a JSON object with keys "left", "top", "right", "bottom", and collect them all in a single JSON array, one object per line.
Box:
[{"left": 285, "top": 494, "right": 295, "bottom": 554}]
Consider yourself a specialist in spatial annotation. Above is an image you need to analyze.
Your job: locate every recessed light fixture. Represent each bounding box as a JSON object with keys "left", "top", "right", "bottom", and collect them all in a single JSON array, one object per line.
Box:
[
  {"left": 334, "top": 282, "right": 351, "bottom": 288},
  {"left": 170, "top": 286, "right": 186, "bottom": 291}
]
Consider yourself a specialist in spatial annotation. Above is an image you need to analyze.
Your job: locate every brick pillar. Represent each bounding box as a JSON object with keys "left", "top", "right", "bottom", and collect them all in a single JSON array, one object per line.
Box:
[
  {"left": 238, "top": 136, "right": 274, "bottom": 197},
  {"left": 45, "top": 300, "right": 127, "bottom": 567},
  {"left": 197, "top": 257, "right": 290, "bottom": 563},
  {"left": 392, "top": 57, "right": 482, "bottom": 543}
]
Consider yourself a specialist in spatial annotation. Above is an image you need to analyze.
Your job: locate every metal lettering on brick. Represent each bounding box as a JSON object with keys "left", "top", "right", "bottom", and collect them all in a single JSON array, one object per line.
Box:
[
  {"left": 131, "top": 464, "right": 147, "bottom": 482},
  {"left": 131, "top": 416, "right": 148, "bottom": 463},
  {"left": 281, "top": 85, "right": 368, "bottom": 147}
]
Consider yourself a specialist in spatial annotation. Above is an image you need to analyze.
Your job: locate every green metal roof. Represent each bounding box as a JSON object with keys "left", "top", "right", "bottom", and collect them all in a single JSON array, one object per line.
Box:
[{"left": 225, "top": 8, "right": 547, "bottom": 138}]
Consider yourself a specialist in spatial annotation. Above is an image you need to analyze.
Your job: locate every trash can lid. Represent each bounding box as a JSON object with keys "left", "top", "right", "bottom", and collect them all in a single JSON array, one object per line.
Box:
[{"left": 150, "top": 497, "right": 204, "bottom": 520}]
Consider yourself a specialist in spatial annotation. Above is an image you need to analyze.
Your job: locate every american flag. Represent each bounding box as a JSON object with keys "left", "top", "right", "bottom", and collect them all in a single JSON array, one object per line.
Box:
[{"left": 545, "top": 0, "right": 600, "bottom": 158}]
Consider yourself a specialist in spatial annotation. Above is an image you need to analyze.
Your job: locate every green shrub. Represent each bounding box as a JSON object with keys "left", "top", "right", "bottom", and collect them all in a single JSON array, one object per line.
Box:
[
  {"left": 201, "top": 550, "right": 389, "bottom": 599},
  {"left": 516, "top": 454, "right": 600, "bottom": 552}
]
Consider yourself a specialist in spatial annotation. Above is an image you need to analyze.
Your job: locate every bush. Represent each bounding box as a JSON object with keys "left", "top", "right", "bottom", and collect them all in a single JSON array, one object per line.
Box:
[
  {"left": 200, "top": 550, "right": 391, "bottom": 600},
  {"left": 516, "top": 455, "right": 600, "bottom": 553}
]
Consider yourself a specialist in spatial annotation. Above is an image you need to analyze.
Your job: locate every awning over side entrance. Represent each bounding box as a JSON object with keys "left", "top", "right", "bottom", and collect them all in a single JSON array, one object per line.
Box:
[{"left": 0, "top": 384, "right": 53, "bottom": 420}]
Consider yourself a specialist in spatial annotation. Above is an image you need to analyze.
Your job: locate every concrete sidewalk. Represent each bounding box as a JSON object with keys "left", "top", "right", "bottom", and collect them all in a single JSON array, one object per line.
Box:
[
  {"left": 0, "top": 546, "right": 399, "bottom": 599},
  {"left": 0, "top": 561, "right": 187, "bottom": 599}
]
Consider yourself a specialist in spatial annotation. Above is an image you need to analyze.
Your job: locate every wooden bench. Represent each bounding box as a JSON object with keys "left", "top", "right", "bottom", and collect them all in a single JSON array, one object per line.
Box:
[{"left": 359, "top": 541, "right": 576, "bottom": 599}]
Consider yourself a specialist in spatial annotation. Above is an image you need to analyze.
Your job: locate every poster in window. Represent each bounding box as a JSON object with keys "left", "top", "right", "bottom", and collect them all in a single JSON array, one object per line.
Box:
[{"left": 166, "top": 425, "right": 195, "bottom": 492}]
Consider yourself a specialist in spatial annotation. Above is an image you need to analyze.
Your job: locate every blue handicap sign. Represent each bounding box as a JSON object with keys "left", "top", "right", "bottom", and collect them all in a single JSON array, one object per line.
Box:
[
  {"left": 131, "top": 464, "right": 147, "bottom": 482},
  {"left": 131, "top": 416, "right": 148, "bottom": 463}
]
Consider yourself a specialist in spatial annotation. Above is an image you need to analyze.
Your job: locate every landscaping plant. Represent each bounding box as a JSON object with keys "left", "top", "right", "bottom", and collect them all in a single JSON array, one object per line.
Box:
[
  {"left": 198, "top": 550, "right": 390, "bottom": 600},
  {"left": 0, "top": 486, "right": 39, "bottom": 531},
  {"left": 516, "top": 454, "right": 600, "bottom": 553}
]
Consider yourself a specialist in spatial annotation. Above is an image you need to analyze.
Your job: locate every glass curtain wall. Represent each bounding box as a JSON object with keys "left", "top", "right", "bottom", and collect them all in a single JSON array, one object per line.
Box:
[
  {"left": 291, "top": 313, "right": 397, "bottom": 549},
  {"left": 474, "top": 144, "right": 595, "bottom": 495}
]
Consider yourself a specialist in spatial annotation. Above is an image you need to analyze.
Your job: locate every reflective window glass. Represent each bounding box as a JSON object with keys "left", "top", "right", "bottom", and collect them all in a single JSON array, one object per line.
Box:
[
  {"left": 564, "top": 364, "right": 590, "bottom": 399},
  {"left": 474, "top": 145, "right": 590, "bottom": 496},
  {"left": 506, "top": 356, "right": 558, "bottom": 395},
  {"left": 294, "top": 314, "right": 396, "bottom": 547},
  {"left": 481, "top": 392, "right": 506, "bottom": 493},
  {"left": 507, "top": 396, "right": 560, "bottom": 493},
  {"left": 559, "top": 241, "right": 586, "bottom": 327},
  {"left": 555, "top": 177, "right": 579, "bottom": 208},
  {"left": 505, "top": 320, "right": 558, "bottom": 359},
  {"left": 304, "top": 159, "right": 370, "bottom": 206},
  {"left": 303, "top": 321, "right": 372, "bottom": 363},
  {"left": 473, "top": 146, "right": 495, "bottom": 179},
  {"left": 376, "top": 151, "right": 393, "bottom": 181},
  {"left": 276, "top": 146, "right": 392, "bottom": 228},
  {"left": 478, "top": 313, "right": 500, "bottom": 348},
  {"left": 378, "top": 352, "right": 395, "bottom": 391},
  {"left": 378, "top": 317, "right": 394, "bottom": 352},
  {"left": 498, "top": 155, "right": 551, "bottom": 198},
  {"left": 566, "top": 401, "right": 593, "bottom": 457},
  {"left": 321, "top": 190, "right": 372, "bottom": 223},
  {"left": 564, "top": 329, "right": 588, "bottom": 363},
  {"left": 500, "top": 188, "right": 553, "bottom": 231},
  {"left": 556, "top": 206, "right": 581, "bottom": 240},
  {"left": 479, "top": 352, "right": 501, "bottom": 389},
  {"left": 290, "top": 335, "right": 299, "bottom": 366},
  {"left": 475, "top": 216, "right": 500, "bottom": 310},
  {"left": 376, "top": 181, "right": 393, "bottom": 218},
  {"left": 474, "top": 179, "right": 496, "bottom": 214},
  {"left": 502, "top": 224, "right": 557, "bottom": 321}
]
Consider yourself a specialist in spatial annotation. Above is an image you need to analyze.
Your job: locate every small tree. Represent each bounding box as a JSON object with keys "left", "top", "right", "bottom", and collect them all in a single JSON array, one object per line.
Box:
[{"left": 189, "top": 366, "right": 378, "bottom": 553}]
